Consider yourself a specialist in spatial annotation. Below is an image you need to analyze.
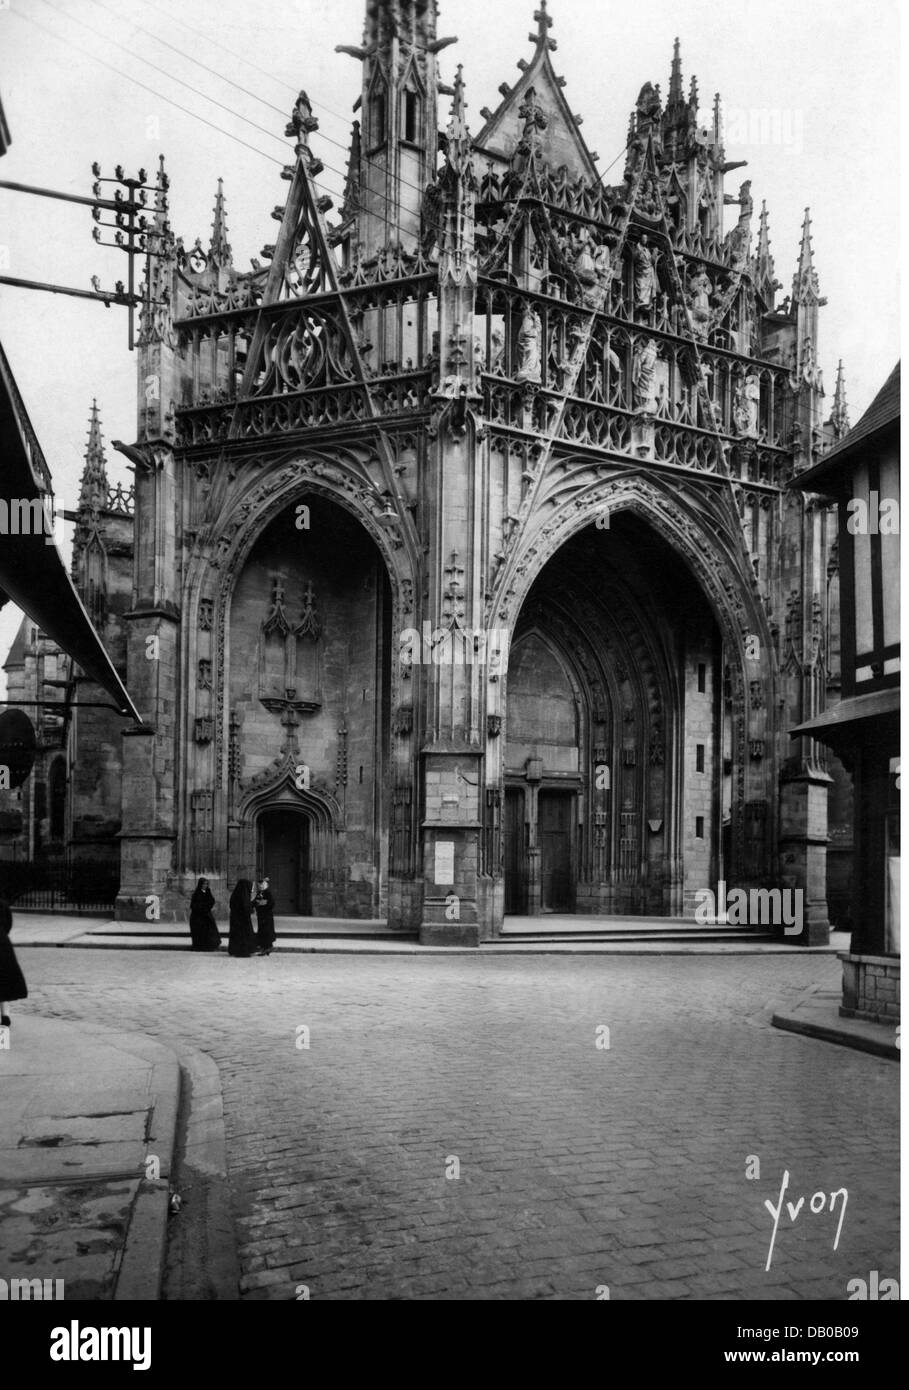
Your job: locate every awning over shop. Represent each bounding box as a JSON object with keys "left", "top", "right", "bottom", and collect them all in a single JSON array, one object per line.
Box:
[
  {"left": 790, "top": 688, "right": 900, "bottom": 740},
  {"left": 0, "top": 338, "right": 141, "bottom": 721}
]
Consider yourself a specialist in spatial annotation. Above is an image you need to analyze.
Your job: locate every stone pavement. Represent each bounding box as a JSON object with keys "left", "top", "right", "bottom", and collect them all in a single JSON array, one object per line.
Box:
[
  {"left": 7, "top": 943, "right": 899, "bottom": 1301},
  {"left": 0, "top": 1015, "right": 178, "bottom": 1300}
]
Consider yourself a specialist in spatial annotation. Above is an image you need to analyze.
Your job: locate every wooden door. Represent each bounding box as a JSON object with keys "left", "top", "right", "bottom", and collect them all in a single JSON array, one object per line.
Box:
[
  {"left": 539, "top": 790, "right": 572, "bottom": 912},
  {"left": 260, "top": 811, "right": 311, "bottom": 914}
]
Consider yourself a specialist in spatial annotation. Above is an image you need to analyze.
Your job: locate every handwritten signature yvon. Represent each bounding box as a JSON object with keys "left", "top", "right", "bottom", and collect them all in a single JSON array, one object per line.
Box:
[{"left": 764, "top": 1170, "right": 848, "bottom": 1271}]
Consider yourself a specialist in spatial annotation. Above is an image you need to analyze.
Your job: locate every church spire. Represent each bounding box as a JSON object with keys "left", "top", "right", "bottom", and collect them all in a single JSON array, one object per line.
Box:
[
  {"left": 792, "top": 206, "right": 821, "bottom": 303},
  {"left": 335, "top": 0, "right": 451, "bottom": 257},
  {"left": 830, "top": 360, "right": 850, "bottom": 439},
  {"left": 78, "top": 399, "right": 108, "bottom": 514},
  {"left": 208, "top": 178, "right": 232, "bottom": 272},
  {"left": 668, "top": 37, "right": 683, "bottom": 107}
]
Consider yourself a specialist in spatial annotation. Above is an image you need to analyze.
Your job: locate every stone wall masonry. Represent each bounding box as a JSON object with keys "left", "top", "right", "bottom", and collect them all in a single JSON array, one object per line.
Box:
[{"left": 840, "top": 952, "right": 901, "bottom": 1025}]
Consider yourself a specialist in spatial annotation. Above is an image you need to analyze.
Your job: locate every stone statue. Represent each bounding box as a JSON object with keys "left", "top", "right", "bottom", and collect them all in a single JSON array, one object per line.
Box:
[
  {"left": 573, "top": 231, "right": 608, "bottom": 307},
  {"left": 489, "top": 327, "right": 505, "bottom": 373},
  {"left": 635, "top": 82, "right": 661, "bottom": 131},
  {"left": 633, "top": 237, "right": 658, "bottom": 310},
  {"left": 723, "top": 179, "right": 753, "bottom": 268},
  {"left": 733, "top": 373, "right": 760, "bottom": 437},
  {"left": 516, "top": 307, "right": 542, "bottom": 383},
  {"left": 632, "top": 337, "right": 659, "bottom": 411},
  {"left": 638, "top": 175, "right": 660, "bottom": 218},
  {"left": 687, "top": 267, "right": 712, "bottom": 337}
]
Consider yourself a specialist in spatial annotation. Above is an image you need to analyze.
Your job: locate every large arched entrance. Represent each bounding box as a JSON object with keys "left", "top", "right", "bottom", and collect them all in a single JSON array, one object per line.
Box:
[
  {"left": 216, "top": 492, "right": 394, "bottom": 918},
  {"left": 502, "top": 513, "right": 726, "bottom": 917}
]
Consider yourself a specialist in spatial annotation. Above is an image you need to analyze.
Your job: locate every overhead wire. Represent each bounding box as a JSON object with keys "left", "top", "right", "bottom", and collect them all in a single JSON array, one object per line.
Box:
[
  {"left": 11, "top": 0, "right": 457, "bottom": 247},
  {"left": 10, "top": 0, "right": 634, "bottom": 265},
  {"left": 8, "top": 5, "right": 286, "bottom": 170},
  {"left": 80, "top": 0, "right": 453, "bottom": 213},
  {"left": 33, "top": 0, "right": 449, "bottom": 238},
  {"left": 83, "top": 0, "right": 631, "bottom": 211}
]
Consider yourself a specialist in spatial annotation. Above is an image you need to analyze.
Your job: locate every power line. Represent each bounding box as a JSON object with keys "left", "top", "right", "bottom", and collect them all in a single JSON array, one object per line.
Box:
[
  {"left": 82, "top": 0, "right": 445, "bottom": 213},
  {"left": 19, "top": 0, "right": 459, "bottom": 246},
  {"left": 136, "top": 0, "right": 634, "bottom": 195},
  {"left": 35, "top": 0, "right": 448, "bottom": 235},
  {"left": 38, "top": 0, "right": 290, "bottom": 153},
  {"left": 9, "top": 3, "right": 633, "bottom": 269},
  {"left": 5, "top": 4, "right": 448, "bottom": 260},
  {"left": 43, "top": 0, "right": 634, "bottom": 238},
  {"left": 8, "top": 7, "right": 285, "bottom": 169},
  {"left": 88, "top": 0, "right": 292, "bottom": 121},
  {"left": 141, "top": 0, "right": 302, "bottom": 105}
]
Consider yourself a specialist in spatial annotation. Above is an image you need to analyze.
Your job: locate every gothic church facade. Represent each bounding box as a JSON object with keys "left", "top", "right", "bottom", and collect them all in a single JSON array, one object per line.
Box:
[{"left": 116, "top": 0, "right": 849, "bottom": 943}]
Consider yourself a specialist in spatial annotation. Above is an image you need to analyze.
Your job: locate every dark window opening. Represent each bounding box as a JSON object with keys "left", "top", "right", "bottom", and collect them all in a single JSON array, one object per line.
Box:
[
  {"left": 370, "top": 90, "right": 386, "bottom": 147},
  {"left": 695, "top": 816, "right": 705, "bottom": 839},
  {"left": 403, "top": 89, "right": 419, "bottom": 144},
  {"left": 696, "top": 744, "right": 705, "bottom": 773},
  {"left": 697, "top": 662, "right": 706, "bottom": 693}
]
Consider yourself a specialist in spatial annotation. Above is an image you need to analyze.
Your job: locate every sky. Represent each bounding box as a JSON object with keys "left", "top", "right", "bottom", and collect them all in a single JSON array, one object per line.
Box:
[{"left": 0, "top": 0, "right": 901, "bottom": 684}]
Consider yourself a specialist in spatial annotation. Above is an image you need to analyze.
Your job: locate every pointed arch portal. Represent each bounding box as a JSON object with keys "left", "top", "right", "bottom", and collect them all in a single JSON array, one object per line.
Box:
[{"left": 502, "top": 514, "right": 725, "bottom": 917}]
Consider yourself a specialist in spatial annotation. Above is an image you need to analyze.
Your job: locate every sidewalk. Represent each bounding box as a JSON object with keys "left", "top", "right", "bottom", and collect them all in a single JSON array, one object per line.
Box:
[
  {"left": 12, "top": 912, "right": 850, "bottom": 955},
  {"left": 0, "top": 1015, "right": 180, "bottom": 1300},
  {"left": 772, "top": 984, "right": 900, "bottom": 1060}
]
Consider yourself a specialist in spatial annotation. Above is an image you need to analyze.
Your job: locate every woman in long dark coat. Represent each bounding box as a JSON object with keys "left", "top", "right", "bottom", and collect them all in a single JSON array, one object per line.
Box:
[
  {"left": 228, "top": 879, "right": 257, "bottom": 958},
  {"left": 253, "top": 877, "right": 276, "bottom": 955},
  {"left": 189, "top": 878, "right": 221, "bottom": 951},
  {"left": 0, "top": 897, "right": 28, "bottom": 1028}
]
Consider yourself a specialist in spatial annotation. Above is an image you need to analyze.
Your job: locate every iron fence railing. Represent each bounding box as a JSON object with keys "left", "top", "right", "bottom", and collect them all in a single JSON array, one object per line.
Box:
[{"left": 0, "top": 856, "right": 118, "bottom": 913}]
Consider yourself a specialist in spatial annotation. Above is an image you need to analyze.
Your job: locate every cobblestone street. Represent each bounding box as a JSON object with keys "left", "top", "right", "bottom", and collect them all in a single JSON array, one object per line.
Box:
[{"left": 15, "top": 947, "right": 899, "bottom": 1301}]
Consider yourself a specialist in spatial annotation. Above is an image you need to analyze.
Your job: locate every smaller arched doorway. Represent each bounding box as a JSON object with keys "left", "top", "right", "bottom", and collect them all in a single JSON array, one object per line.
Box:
[{"left": 257, "top": 809, "right": 312, "bottom": 915}]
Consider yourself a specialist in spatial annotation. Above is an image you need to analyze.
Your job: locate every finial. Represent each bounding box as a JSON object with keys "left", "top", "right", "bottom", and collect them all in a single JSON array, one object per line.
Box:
[
  {"left": 530, "top": 0, "right": 557, "bottom": 51},
  {"left": 797, "top": 206, "right": 813, "bottom": 267},
  {"left": 285, "top": 90, "right": 319, "bottom": 144},
  {"left": 209, "top": 177, "right": 232, "bottom": 269}
]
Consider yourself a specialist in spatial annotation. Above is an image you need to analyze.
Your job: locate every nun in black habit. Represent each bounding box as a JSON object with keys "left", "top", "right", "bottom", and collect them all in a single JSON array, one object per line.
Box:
[
  {"left": 0, "top": 897, "right": 28, "bottom": 1028},
  {"left": 189, "top": 878, "right": 221, "bottom": 951},
  {"left": 228, "top": 879, "right": 257, "bottom": 958},
  {"left": 253, "top": 877, "right": 276, "bottom": 955}
]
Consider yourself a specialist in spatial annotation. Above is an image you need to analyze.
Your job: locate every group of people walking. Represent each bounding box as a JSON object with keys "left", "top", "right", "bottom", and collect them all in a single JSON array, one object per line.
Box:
[{"left": 189, "top": 877, "right": 276, "bottom": 957}]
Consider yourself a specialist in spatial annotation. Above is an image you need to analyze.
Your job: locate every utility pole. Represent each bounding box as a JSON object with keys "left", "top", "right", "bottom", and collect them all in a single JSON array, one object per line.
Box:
[{"left": 0, "top": 163, "right": 170, "bottom": 350}]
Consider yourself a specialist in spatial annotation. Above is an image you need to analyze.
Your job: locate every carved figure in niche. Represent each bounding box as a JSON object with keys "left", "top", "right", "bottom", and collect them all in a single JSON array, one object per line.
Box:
[
  {"left": 733, "top": 373, "right": 760, "bottom": 438},
  {"left": 516, "top": 307, "right": 542, "bottom": 383},
  {"left": 632, "top": 337, "right": 660, "bottom": 411},
  {"left": 552, "top": 163, "right": 571, "bottom": 203},
  {"left": 686, "top": 267, "right": 713, "bottom": 337},
  {"left": 489, "top": 327, "right": 505, "bottom": 373},
  {"left": 573, "top": 230, "right": 597, "bottom": 288},
  {"left": 518, "top": 87, "right": 548, "bottom": 142},
  {"left": 638, "top": 175, "right": 660, "bottom": 218},
  {"left": 632, "top": 237, "right": 658, "bottom": 310}
]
